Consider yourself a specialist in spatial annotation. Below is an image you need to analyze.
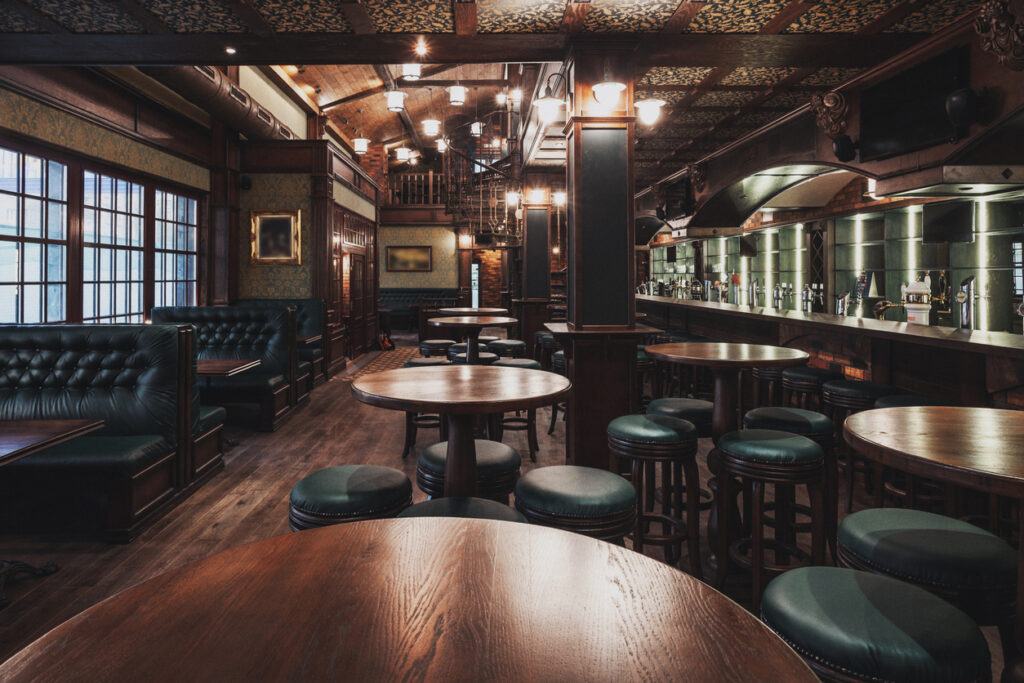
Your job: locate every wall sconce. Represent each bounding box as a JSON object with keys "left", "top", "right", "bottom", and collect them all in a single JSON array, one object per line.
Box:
[
  {"left": 552, "top": 245, "right": 560, "bottom": 255},
  {"left": 448, "top": 84, "right": 467, "bottom": 106},
  {"left": 535, "top": 72, "right": 566, "bottom": 124},
  {"left": 592, "top": 59, "right": 625, "bottom": 106},
  {"left": 401, "top": 63, "right": 421, "bottom": 80},
  {"left": 528, "top": 188, "right": 547, "bottom": 204},
  {"left": 506, "top": 191, "right": 520, "bottom": 207},
  {"left": 552, "top": 191, "right": 566, "bottom": 207},
  {"left": 458, "top": 233, "right": 473, "bottom": 249},
  {"left": 422, "top": 118, "right": 440, "bottom": 137},
  {"left": 395, "top": 146, "right": 411, "bottom": 162},
  {"left": 634, "top": 98, "right": 665, "bottom": 125},
  {"left": 386, "top": 90, "right": 407, "bottom": 112},
  {"left": 470, "top": 121, "right": 484, "bottom": 137}
]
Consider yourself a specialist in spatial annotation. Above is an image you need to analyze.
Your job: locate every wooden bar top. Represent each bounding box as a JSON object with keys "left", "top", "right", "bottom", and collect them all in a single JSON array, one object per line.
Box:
[{"left": 637, "top": 294, "right": 1024, "bottom": 359}]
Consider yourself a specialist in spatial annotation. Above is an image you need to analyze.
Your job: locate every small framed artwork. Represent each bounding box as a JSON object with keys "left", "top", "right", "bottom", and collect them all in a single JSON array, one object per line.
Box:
[
  {"left": 386, "top": 245, "right": 432, "bottom": 272},
  {"left": 251, "top": 210, "right": 301, "bottom": 265}
]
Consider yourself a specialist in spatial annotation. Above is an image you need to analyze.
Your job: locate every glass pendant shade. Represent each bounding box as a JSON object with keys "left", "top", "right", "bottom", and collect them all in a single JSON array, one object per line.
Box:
[
  {"left": 470, "top": 121, "right": 484, "bottom": 137},
  {"left": 422, "top": 119, "right": 440, "bottom": 137},
  {"left": 536, "top": 94, "right": 562, "bottom": 123},
  {"left": 505, "top": 191, "right": 519, "bottom": 207},
  {"left": 495, "top": 92, "right": 507, "bottom": 106},
  {"left": 634, "top": 98, "right": 665, "bottom": 125},
  {"left": 401, "top": 63, "right": 421, "bottom": 80},
  {"left": 552, "top": 191, "right": 566, "bottom": 207},
  {"left": 592, "top": 80, "right": 626, "bottom": 105},
  {"left": 448, "top": 85, "right": 467, "bottom": 106},
  {"left": 395, "top": 147, "right": 411, "bottom": 162},
  {"left": 436, "top": 138, "right": 448, "bottom": 153},
  {"left": 386, "top": 90, "right": 407, "bottom": 112},
  {"left": 353, "top": 137, "right": 369, "bottom": 155}
]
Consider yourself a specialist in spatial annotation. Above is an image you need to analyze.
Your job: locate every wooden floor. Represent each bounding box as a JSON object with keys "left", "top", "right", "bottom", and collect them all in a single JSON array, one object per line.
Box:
[{"left": 0, "top": 343, "right": 1006, "bottom": 675}]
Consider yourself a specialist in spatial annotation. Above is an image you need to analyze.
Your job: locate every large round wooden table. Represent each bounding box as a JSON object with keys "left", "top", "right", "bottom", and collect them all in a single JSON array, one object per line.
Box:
[
  {"left": 0, "top": 518, "right": 815, "bottom": 681},
  {"left": 352, "top": 365, "right": 569, "bottom": 496},
  {"left": 844, "top": 405, "right": 1024, "bottom": 668},
  {"left": 428, "top": 315, "right": 517, "bottom": 364},
  {"left": 644, "top": 343, "right": 810, "bottom": 441}
]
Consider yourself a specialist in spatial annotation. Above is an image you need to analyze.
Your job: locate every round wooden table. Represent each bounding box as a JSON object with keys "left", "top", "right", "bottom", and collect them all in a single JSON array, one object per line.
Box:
[
  {"left": 352, "top": 365, "right": 569, "bottom": 496},
  {"left": 428, "top": 315, "right": 517, "bottom": 364},
  {"left": 0, "top": 518, "right": 815, "bottom": 681},
  {"left": 644, "top": 343, "right": 809, "bottom": 441},
  {"left": 437, "top": 307, "right": 509, "bottom": 316},
  {"left": 845, "top": 405, "right": 1024, "bottom": 666}
]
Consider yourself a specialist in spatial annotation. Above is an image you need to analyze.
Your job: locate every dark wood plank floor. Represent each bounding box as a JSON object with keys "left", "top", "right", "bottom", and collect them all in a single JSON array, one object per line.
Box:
[{"left": 0, "top": 346, "right": 1006, "bottom": 676}]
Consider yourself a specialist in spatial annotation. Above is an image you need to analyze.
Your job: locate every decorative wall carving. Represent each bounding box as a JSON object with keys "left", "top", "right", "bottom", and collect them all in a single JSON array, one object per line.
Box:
[
  {"left": 809, "top": 91, "right": 848, "bottom": 138},
  {"left": 975, "top": 0, "right": 1024, "bottom": 70},
  {"left": 686, "top": 162, "right": 706, "bottom": 193}
]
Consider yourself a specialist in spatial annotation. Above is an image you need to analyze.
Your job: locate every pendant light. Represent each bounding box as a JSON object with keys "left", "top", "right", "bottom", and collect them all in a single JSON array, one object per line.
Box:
[
  {"left": 470, "top": 121, "right": 484, "bottom": 137},
  {"left": 352, "top": 108, "right": 369, "bottom": 155},
  {"left": 422, "top": 87, "right": 440, "bottom": 137},
  {"left": 448, "top": 84, "right": 466, "bottom": 106},
  {"left": 395, "top": 146, "right": 410, "bottom": 162},
  {"left": 592, "top": 58, "right": 625, "bottom": 105},
  {"left": 436, "top": 137, "right": 448, "bottom": 153},
  {"left": 401, "top": 63, "right": 421, "bottom": 80},
  {"left": 634, "top": 98, "right": 666, "bottom": 125},
  {"left": 386, "top": 90, "right": 407, "bottom": 112}
]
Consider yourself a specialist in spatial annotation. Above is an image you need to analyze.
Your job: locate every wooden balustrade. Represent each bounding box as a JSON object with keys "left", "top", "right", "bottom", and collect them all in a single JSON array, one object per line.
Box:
[{"left": 386, "top": 172, "right": 447, "bottom": 206}]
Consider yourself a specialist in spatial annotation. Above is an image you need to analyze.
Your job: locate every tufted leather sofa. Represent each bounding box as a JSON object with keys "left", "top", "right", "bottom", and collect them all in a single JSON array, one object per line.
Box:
[
  {"left": 152, "top": 305, "right": 298, "bottom": 431},
  {"left": 235, "top": 298, "right": 327, "bottom": 388},
  {"left": 0, "top": 324, "right": 200, "bottom": 541}
]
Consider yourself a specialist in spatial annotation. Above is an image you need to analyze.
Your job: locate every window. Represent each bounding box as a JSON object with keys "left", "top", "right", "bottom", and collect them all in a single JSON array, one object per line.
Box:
[
  {"left": 0, "top": 148, "right": 68, "bottom": 323},
  {"left": 1014, "top": 240, "right": 1023, "bottom": 297},
  {"left": 82, "top": 171, "right": 145, "bottom": 323},
  {"left": 154, "top": 190, "right": 197, "bottom": 307}
]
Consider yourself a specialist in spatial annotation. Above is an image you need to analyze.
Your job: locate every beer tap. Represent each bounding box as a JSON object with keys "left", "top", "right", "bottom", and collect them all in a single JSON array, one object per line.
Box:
[
  {"left": 801, "top": 284, "right": 812, "bottom": 313},
  {"left": 835, "top": 291, "right": 850, "bottom": 316},
  {"left": 747, "top": 277, "right": 758, "bottom": 307},
  {"left": 957, "top": 276, "right": 975, "bottom": 329},
  {"left": 772, "top": 282, "right": 783, "bottom": 310}
]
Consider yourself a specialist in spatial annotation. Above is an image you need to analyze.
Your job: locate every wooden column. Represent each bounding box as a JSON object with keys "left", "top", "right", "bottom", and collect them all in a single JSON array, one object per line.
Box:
[
  {"left": 208, "top": 121, "right": 239, "bottom": 304},
  {"left": 520, "top": 203, "right": 551, "bottom": 352},
  {"left": 553, "top": 39, "right": 648, "bottom": 471}
]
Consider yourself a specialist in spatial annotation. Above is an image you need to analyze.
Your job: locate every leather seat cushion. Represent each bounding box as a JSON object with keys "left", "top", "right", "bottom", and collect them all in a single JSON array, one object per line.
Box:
[
  {"left": 298, "top": 347, "right": 323, "bottom": 363},
  {"left": 874, "top": 394, "right": 956, "bottom": 409},
  {"left": 743, "top": 407, "right": 832, "bottom": 436},
  {"left": 8, "top": 435, "right": 172, "bottom": 477},
  {"left": 204, "top": 372, "right": 287, "bottom": 393},
  {"left": 449, "top": 343, "right": 488, "bottom": 354},
  {"left": 781, "top": 366, "right": 844, "bottom": 385},
  {"left": 298, "top": 360, "right": 312, "bottom": 376},
  {"left": 752, "top": 366, "right": 785, "bottom": 379},
  {"left": 290, "top": 465, "right": 411, "bottom": 517},
  {"left": 197, "top": 405, "right": 227, "bottom": 434},
  {"left": 534, "top": 330, "right": 554, "bottom": 341},
  {"left": 477, "top": 336, "right": 500, "bottom": 344},
  {"left": 487, "top": 339, "right": 526, "bottom": 351},
  {"left": 420, "top": 339, "right": 457, "bottom": 349},
  {"left": 718, "top": 429, "right": 823, "bottom": 465},
  {"left": 822, "top": 379, "right": 896, "bottom": 400},
  {"left": 419, "top": 439, "right": 521, "bottom": 477},
  {"left": 493, "top": 358, "right": 541, "bottom": 369},
  {"left": 452, "top": 352, "right": 498, "bottom": 365},
  {"left": 762, "top": 567, "right": 990, "bottom": 683},
  {"left": 636, "top": 351, "right": 652, "bottom": 362},
  {"left": 514, "top": 465, "right": 635, "bottom": 517},
  {"left": 838, "top": 508, "right": 1016, "bottom": 591},
  {"left": 646, "top": 398, "right": 713, "bottom": 433},
  {"left": 607, "top": 413, "right": 697, "bottom": 445},
  {"left": 397, "top": 496, "right": 527, "bottom": 523},
  {"left": 404, "top": 357, "right": 451, "bottom": 368},
  {"left": 553, "top": 350, "right": 565, "bottom": 360}
]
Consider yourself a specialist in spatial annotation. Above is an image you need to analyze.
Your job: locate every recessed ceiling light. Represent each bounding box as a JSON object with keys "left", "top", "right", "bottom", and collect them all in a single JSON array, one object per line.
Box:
[
  {"left": 225, "top": 46, "right": 236, "bottom": 55},
  {"left": 415, "top": 38, "right": 428, "bottom": 57}
]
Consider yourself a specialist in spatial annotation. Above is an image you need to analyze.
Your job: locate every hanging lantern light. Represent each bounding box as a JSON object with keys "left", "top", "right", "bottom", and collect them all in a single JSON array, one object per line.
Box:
[
  {"left": 535, "top": 73, "right": 566, "bottom": 124},
  {"left": 592, "top": 58, "right": 625, "bottom": 105},
  {"left": 634, "top": 98, "right": 666, "bottom": 125},
  {"left": 386, "top": 90, "right": 407, "bottom": 112},
  {"left": 401, "top": 63, "right": 421, "bottom": 80},
  {"left": 436, "top": 137, "right": 448, "bottom": 153},
  {"left": 395, "top": 147, "right": 411, "bottom": 162},
  {"left": 447, "top": 84, "right": 467, "bottom": 106},
  {"left": 353, "top": 136, "right": 370, "bottom": 155},
  {"left": 470, "top": 121, "right": 484, "bottom": 137},
  {"left": 422, "top": 118, "right": 440, "bottom": 137}
]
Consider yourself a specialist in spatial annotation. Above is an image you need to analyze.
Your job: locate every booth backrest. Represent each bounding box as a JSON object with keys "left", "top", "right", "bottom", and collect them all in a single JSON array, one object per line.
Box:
[
  {"left": 234, "top": 299, "right": 324, "bottom": 340},
  {"left": 151, "top": 306, "right": 293, "bottom": 378},
  {"left": 0, "top": 324, "right": 192, "bottom": 445},
  {"left": 380, "top": 289, "right": 460, "bottom": 315}
]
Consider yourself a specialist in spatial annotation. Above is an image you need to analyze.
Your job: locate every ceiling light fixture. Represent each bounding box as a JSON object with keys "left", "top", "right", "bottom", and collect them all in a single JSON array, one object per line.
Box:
[
  {"left": 470, "top": 121, "right": 484, "bottom": 137},
  {"left": 224, "top": 46, "right": 237, "bottom": 55},
  {"left": 436, "top": 138, "right": 448, "bottom": 153},
  {"left": 634, "top": 98, "right": 665, "bottom": 125},
  {"left": 592, "top": 58, "right": 625, "bottom": 106},
  {"left": 401, "top": 63, "right": 421, "bottom": 80},
  {"left": 423, "top": 119, "right": 440, "bottom": 137},
  {"left": 448, "top": 84, "right": 466, "bottom": 106},
  {"left": 509, "top": 89, "right": 522, "bottom": 104},
  {"left": 528, "top": 188, "right": 547, "bottom": 204},
  {"left": 535, "top": 72, "right": 566, "bottom": 124},
  {"left": 395, "top": 147, "right": 411, "bottom": 162},
  {"left": 506, "top": 191, "right": 520, "bottom": 207},
  {"left": 352, "top": 108, "right": 369, "bottom": 155},
  {"left": 415, "top": 38, "right": 428, "bottom": 57},
  {"left": 496, "top": 92, "right": 507, "bottom": 106},
  {"left": 553, "top": 191, "right": 566, "bottom": 207},
  {"left": 386, "top": 90, "right": 407, "bottom": 112}
]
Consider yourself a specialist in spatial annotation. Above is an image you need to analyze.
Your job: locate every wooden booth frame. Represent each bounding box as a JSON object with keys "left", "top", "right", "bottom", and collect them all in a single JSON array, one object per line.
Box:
[{"left": 251, "top": 210, "right": 302, "bottom": 265}]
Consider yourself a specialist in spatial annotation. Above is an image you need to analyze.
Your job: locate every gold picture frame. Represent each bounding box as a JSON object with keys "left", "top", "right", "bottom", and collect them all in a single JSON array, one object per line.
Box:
[{"left": 251, "top": 210, "right": 301, "bottom": 265}]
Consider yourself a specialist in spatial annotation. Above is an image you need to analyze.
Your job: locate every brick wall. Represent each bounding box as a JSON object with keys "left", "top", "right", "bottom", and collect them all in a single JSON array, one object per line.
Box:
[
  {"left": 359, "top": 143, "right": 387, "bottom": 189},
  {"left": 475, "top": 249, "right": 502, "bottom": 307}
]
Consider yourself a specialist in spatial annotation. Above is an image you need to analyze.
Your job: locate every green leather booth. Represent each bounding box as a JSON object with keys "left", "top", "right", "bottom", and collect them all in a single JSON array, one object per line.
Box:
[{"left": 235, "top": 298, "right": 329, "bottom": 386}]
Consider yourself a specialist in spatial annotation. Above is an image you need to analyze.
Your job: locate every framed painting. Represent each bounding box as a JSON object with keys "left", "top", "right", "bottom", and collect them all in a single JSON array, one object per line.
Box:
[
  {"left": 251, "top": 210, "right": 301, "bottom": 265},
  {"left": 386, "top": 245, "right": 432, "bottom": 272}
]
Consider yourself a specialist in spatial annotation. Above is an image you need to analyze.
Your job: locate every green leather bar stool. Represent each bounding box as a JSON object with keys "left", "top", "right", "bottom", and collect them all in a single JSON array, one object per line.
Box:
[
  {"left": 548, "top": 350, "right": 568, "bottom": 436},
  {"left": 533, "top": 330, "right": 554, "bottom": 365},
  {"left": 288, "top": 465, "right": 412, "bottom": 531},
  {"left": 646, "top": 397, "right": 713, "bottom": 438},
  {"left": 447, "top": 342, "right": 489, "bottom": 362},
  {"left": 714, "top": 429, "right": 826, "bottom": 611},
  {"left": 743, "top": 406, "right": 837, "bottom": 561},
  {"left": 419, "top": 338, "right": 457, "bottom": 358},
  {"left": 397, "top": 496, "right": 528, "bottom": 523},
  {"left": 540, "top": 333, "right": 562, "bottom": 371},
  {"left": 636, "top": 349, "right": 657, "bottom": 407},
  {"left": 417, "top": 439, "right": 521, "bottom": 503},
  {"left": 607, "top": 414, "right": 703, "bottom": 576},
  {"left": 762, "top": 567, "right": 991, "bottom": 682},
  {"left": 477, "top": 335, "right": 500, "bottom": 345},
  {"left": 514, "top": 465, "right": 637, "bottom": 543},
  {"left": 751, "top": 367, "right": 786, "bottom": 407},
  {"left": 492, "top": 358, "right": 542, "bottom": 462},
  {"left": 487, "top": 339, "right": 527, "bottom": 358},
  {"left": 452, "top": 351, "right": 499, "bottom": 365},
  {"left": 401, "top": 358, "right": 450, "bottom": 458},
  {"left": 781, "top": 366, "right": 843, "bottom": 410},
  {"left": 838, "top": 507, "right": 1016, "bottom": 662},
  {"left": 821, "top": 379, "right": 896, "bottom": 512}
]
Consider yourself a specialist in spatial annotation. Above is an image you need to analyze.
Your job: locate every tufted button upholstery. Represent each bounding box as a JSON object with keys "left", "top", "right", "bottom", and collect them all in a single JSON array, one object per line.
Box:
[
  {"left": 743, "top": 407, "right": 832, "bottom": 436},
  {"left": 418, "top": 440, "right": 521, "bottom": 477},
  {"left": 493, "top": 358, "right": 541, "bottom": 369},
  {"left": 515, "top": 465, "right": 635, "bottom": 518},
  {"left": 607, "top": 414, "right": 697, "bottom": 445},
  {"left": 397, "top": 497, "right": 527, "bottom": 523},
  {"left": 762, "top": 567, "right": 990, "bottom": 683},
  {"left": 838, "top": 508, "right": 1016, "bottom": 592},
  {"left": 289, "top": 465, "right": 411, "bottom": 523},
  {"left": 234, "top": 298, "right": 323, "bottom": 339},
  {"left": 821, "top": 379, "right": 896, "bottom": 401},
  {"left": 874, "top": 394, "right": 956, "bottom": 409},
  {"left": 646, "top": 398, "right": 713, "bottom": 436},
  {"left": 718, "top": 429, "right": 823, "bottom": 465}
]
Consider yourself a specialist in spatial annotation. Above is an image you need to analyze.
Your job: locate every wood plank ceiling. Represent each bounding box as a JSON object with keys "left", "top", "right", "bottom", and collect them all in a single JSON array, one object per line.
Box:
[{"left": 0, "top": 0, "right": 980, "bottom": 191}]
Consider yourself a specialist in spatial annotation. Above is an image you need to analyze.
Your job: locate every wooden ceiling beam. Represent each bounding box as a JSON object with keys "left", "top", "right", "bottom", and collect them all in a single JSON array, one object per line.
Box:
[
  {"left": 222, "top": 0, "right": 275, "bottom": 36},
  {"left": 374, "top": 64, "right": 425, "bottom": 153},
  {"left": 758, "top": 0, "right": 818, "bottom": 35},
  {"left": 661, "top": 1, "right": 706, "bottom": 33},
  {"left": 113, "top": 0, "right": 173, "bottom": 35},
  {"left": 561, "top": 1, "right": 591, "bottom": 35},
  {"left": 453, "top": 1, "right": 477, "bottom": 35},
  {"left": 857, "top": 0, "right": 933, "bottom": 35},
  {"left": 0, "top": 0, "right": 69, "bottom": 33},
  {"left": 319, "top": 65, "right": 460, "bottom": 110}
]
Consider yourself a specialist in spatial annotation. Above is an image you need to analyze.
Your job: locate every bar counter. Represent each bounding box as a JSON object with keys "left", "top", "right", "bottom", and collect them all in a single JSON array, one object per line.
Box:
[{"left": 636, "top": 294, "right": 1024, "bottom": 407}]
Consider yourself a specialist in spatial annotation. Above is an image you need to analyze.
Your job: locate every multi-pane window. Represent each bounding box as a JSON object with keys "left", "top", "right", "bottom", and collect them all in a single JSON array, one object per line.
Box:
[
  {"left": 82, "top": 171, "right": 146, "bottom": 323},
  {"left": 154, "top": 190, "right": 197, "bottom": 307},
  {"left": 0, "top": 148, "right": 68, "bottom": 323},
  {"left": 1013, "top": 241, "right": 1023, "bottom": 297}
]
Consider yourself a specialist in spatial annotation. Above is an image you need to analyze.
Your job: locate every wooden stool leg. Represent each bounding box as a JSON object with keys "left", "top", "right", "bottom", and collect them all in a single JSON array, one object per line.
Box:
[
  {"left": 751, "top": 479, "right": 766, "bottom": 613},
  {"left": 809, "top": 478, "right": 825, "bottom": 567},
  {"left": 631, "top": 458, "right": 644, "bottom": 555},
  {"left": 661, "top": 460, "right": 676, "bottom": 565},
  {"left": 644, "top": 460, "right": 656, "bottom": 537},
  {"left": 527, "top": 409, "right": 538, "bottom": 462},
  {"left": 774, "top": 484, "right": 794, "bottom": 565},
  {"left": 402, "top": 412, "right": 417, "bottom": 459},
  {"left": 714, "top": 471, "right": 732, "bottom": 590},
  {"left": 548, "top": 404, "right": 559, "bottom": 435},
  {"left": 682, "top": 456, "right": 702, "bottom": 580}
]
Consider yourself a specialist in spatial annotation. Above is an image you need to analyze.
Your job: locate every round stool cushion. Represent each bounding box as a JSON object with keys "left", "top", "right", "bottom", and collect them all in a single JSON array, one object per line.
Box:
[
  {"left": 420, "top": 338, "right": 456, "bottom": 351},
  {"left": 404, "top": 357, "right": 451, "bottom": 368},
  {"left": 493, "top": 358, "right": 542, "bottom": 369},
  {"left": 290, "top": 465, "right": 411, "bottom": 519},
  {"left": 646, "top": 398, "right": 713, "bottom": 433},
  {"left": 535, "top": 330, "right": 554, "bottom": 342},
  {"left": 762, "top": 567, "right": 991, "bottom": 683},
  {"left": 782, "top": 366, "right": 844, "bottom": 385},
  {"left": 477, "top": 335, "right": 500, "bottom": 344},
  {"left": 743, "top": 407, "right": 833, "bottom": 437},
  {"left": 515, "top": 465, "right": 635, "bottom": 518},
  {"left": 607, "top": 413, "right": 697, "bottom": 445},
  {"left": 419, "top": 440, "right": 521, "bottom": 478},
  {"left": 488, "top": 339, "right": 527, "bottom": 354},
  {"left": 452, "top": 352, "right": 498, "bottom": 365},
  {"left": 838, "top": 508, "right": 1016, "bottom": 592},
  {"left": 397, "top": 497, "right": 527, "bottom": 523},
  {"left": 636, "top": 350, "right": 653, "bottom": 363},
  {"left": 552, "top": 350, "right": 566, "bottom": 370},
  {"left": 822, "top": 379, "right": 896, "bottom": 401},
  {"left": 718, "top": 429, "right": 823, "bottom": 466},
  {"left": 874, "top": 394, "right": 956, "bottom": 409},
  {"left": 448, "top": 342, "right": 488, "bottom": 356}
]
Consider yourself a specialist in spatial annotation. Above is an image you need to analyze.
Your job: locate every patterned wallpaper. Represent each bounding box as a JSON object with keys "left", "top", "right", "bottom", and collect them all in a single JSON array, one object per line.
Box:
[
  {"left": 238, "top": 173, "right": 313, "bottom": 298},
  {"left": 0, "top": 87, "right": 209, "bottom": 190},
  {"left": 379, "top": 226, "right": 457, "bottom": 289}
]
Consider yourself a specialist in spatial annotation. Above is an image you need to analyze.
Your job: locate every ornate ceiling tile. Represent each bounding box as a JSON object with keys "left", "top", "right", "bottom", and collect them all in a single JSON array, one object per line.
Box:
[
  {"left": 142, "top": 0, "right": 247, "bottom": 32},
  {"left": 687, "top": 0, "right": 788, "bottom": 33},
  {"left": 786, "top": 0, "right": 902, "bottom": 33},
  {"left": 478, "top": 0, "right": 563, "bottom": 32},
  {"left": 26, "top": 0, "right": 143, "bottom": 32},
  {"left": 674, "top": 110, "right": 731, "bottom": 125},
  {"left": 643, "top": 89, "right": 695, "bottom": 105},
  {"left": 639, "top": 66, "right": 714, "bottom": 86},
  {"left": 584, "top": 0, "right": 678, "bottom": 31},
  {"left": 888, "top": 0, "right": 977, "bottom": 32},
  {"left": 252, "top": 0, "right": 351, "bottom": 32},
  {"left": 761, "top": 89, "right": 818, "bottom": 109},
  {"left": 0, "top": 8, "right": 42, "bottom": 31},
  {"left": 734, "top": 110, "right": 781, "bottom": 128},
  {"left": 363, "top": 0, "right": 454, "bottom": 32},
  {"left": 692, "top": 89, "right": 760, "bottom": 107},
  {"left": 797, "top": 67, "right": 861, "bottom": 87},
  {"left": 720, "top": 67, "right": 797, "bottom": 86}
]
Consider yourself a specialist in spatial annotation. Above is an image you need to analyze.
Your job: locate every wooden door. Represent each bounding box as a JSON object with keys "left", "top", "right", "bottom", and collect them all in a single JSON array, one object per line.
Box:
[{"left": 350, "top": 252, "right": 365, "bottom": 354}]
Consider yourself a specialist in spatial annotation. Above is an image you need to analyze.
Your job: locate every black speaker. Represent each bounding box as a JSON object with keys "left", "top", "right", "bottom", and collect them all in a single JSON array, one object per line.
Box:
[
  {"left": 832, "top": 135, "right": 859, "bottom": 163},
  {"left": 661, "top": 177, "right": 695, "bottom": 221},
  {"left": 240, "top": 175, "right": 252, "bottom": 191},
  {"left": 945, "top": 88, "right": 979, "bottom": 128}
]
